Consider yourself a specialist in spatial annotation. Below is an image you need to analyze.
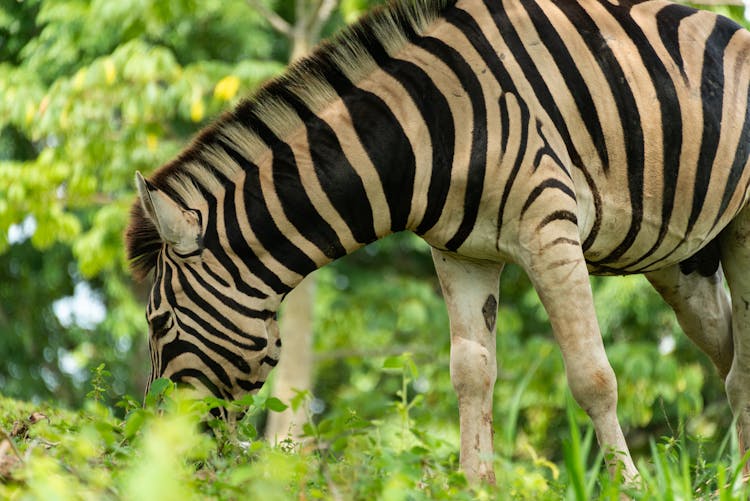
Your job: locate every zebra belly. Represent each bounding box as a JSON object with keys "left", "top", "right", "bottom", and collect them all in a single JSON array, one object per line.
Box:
[
  {"left": 419, "top": 175, "right": 742, "bottom": 278},
  {"left": 578, "top": 184, "right": 740, "bottom": 276}
]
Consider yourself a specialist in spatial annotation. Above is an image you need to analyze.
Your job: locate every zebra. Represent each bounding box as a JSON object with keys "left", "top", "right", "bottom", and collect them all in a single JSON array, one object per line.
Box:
[{"left": 126, "top": 0, "right": 750, "bottom": 484}]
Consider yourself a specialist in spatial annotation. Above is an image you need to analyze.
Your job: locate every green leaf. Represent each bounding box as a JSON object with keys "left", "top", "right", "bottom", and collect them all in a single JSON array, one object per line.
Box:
[
  {"left": 264, "top": 397, "right": 288, "bottom": 413},
  {"left": 145, "top": 377, "right": 174, "bottom": 406},
  {"left": 382, "top": 355, "right": 404, "bottom": 371},
  {"left": 232, "top": 393, "right": 256, "bottom": 408},
  {"left": 238, "top": 420, "right": 258, "bottom": 441},
  {"left": 289, "top": 389, "right": 309, "bottom": 412},
  {"left": 123, "top": 408, "right": 147, "bottom": 439}
]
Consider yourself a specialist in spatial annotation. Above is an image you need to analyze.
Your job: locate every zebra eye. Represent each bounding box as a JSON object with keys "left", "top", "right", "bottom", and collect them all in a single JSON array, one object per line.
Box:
[{"left": 150, "top": 311, "right": 172, "bottom": 339}]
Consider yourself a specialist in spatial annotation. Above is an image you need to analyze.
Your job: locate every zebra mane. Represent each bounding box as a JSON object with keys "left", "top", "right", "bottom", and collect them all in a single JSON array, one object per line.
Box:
[{"left": 125, "top": 0, "right": 455, "bottom": 280}]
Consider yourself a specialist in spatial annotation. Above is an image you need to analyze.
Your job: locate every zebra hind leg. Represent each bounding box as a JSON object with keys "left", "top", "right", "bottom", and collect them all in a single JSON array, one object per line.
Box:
[
  {"left": 645, "top": 263, "right": 733, "bottom": 380},
  {"left": 720, "top": 203, "right": 750, "bottom": 474},
  {"left": 431, "top": 248, "right": 503, "bottom": 484},
  {"left": 519, "top": 232, "right": 639, "bottom": 482}
]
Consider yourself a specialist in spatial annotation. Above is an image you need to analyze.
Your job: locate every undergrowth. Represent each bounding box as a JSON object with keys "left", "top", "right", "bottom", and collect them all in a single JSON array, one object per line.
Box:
[{"left": 1, "top": 357, "right": 748, "bottom": 500}]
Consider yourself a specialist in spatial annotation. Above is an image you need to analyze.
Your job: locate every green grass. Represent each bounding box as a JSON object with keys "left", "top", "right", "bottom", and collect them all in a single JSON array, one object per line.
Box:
[{"left": 1, "top": 364, "right": 749, "bottom": 500}]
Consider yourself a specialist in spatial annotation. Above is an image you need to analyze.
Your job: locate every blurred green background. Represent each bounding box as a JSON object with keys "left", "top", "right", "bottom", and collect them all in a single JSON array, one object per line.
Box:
[{"left": 1, "top": 0, "right": 747, "bottom": 466}]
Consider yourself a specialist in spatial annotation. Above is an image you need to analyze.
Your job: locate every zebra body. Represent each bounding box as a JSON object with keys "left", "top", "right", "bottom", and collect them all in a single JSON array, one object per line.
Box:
[
  {"left": 127, "top": 0, "right": 750, "bottom": 483},
  {"left": 420, "top": 0, "right": 750, "bottom": 273}
]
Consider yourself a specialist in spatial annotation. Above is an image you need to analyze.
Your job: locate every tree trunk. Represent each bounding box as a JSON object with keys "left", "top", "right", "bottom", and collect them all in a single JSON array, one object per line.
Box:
[{"left": 265, "top": 273, "right": 316, "bottom": 442}]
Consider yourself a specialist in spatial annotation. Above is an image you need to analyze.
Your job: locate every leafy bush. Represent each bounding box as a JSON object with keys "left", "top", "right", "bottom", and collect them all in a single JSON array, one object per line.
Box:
[{"left": 1, "top": 361, "right": 748, "bottom": 500}]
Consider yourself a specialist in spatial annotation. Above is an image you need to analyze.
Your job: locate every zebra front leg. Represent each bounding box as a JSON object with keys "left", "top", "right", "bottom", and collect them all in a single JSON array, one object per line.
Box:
[
  {"left": 645, "top": 264, "right": 733, "bottom": 380},
  {"left": 432, "top": 249, "right": 503, "bottom": 484},
  {"left": 520, "top": 235, "right": 639, "bottom": 481}
]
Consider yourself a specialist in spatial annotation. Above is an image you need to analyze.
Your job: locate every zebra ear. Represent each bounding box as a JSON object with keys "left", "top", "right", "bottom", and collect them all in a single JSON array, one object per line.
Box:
[{"left": 135, "top": 172, "right": 202, "bottom": 255}]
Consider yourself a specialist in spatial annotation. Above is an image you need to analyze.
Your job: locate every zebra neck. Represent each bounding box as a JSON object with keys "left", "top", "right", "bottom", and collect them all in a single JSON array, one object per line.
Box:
[{"left": 214, "top": 103, "right": 423, "bottom": 296}]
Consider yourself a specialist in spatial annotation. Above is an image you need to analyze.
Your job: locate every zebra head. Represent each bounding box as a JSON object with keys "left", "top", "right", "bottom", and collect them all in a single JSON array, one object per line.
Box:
[{"left": 131, "top": 172, "right": 282, "bottom": 406}]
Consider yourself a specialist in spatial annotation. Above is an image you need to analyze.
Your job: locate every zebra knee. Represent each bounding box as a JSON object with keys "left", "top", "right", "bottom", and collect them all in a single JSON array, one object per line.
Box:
[
  {"left": 450, "top": 336, "right": 496, "bottom": 400},
  {"left": 566, "top": 359, "right": 618, "bottom": 420}
]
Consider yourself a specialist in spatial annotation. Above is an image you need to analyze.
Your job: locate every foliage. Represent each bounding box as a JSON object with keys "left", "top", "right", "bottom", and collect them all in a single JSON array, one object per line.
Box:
[{"left": 1, "top": 368, "right": 749, "bottom": 500}]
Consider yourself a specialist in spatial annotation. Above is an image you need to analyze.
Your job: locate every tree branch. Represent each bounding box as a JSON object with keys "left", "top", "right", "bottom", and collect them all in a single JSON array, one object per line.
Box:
[
  {"left": 308, "top": 0, "right": 337, "bottom": 44},
  {"left": 295, "top": 0, "right": 310, "bottom": 32},
  {"left": 246, "top": 0, "right": 292, "bottom": 36}
]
